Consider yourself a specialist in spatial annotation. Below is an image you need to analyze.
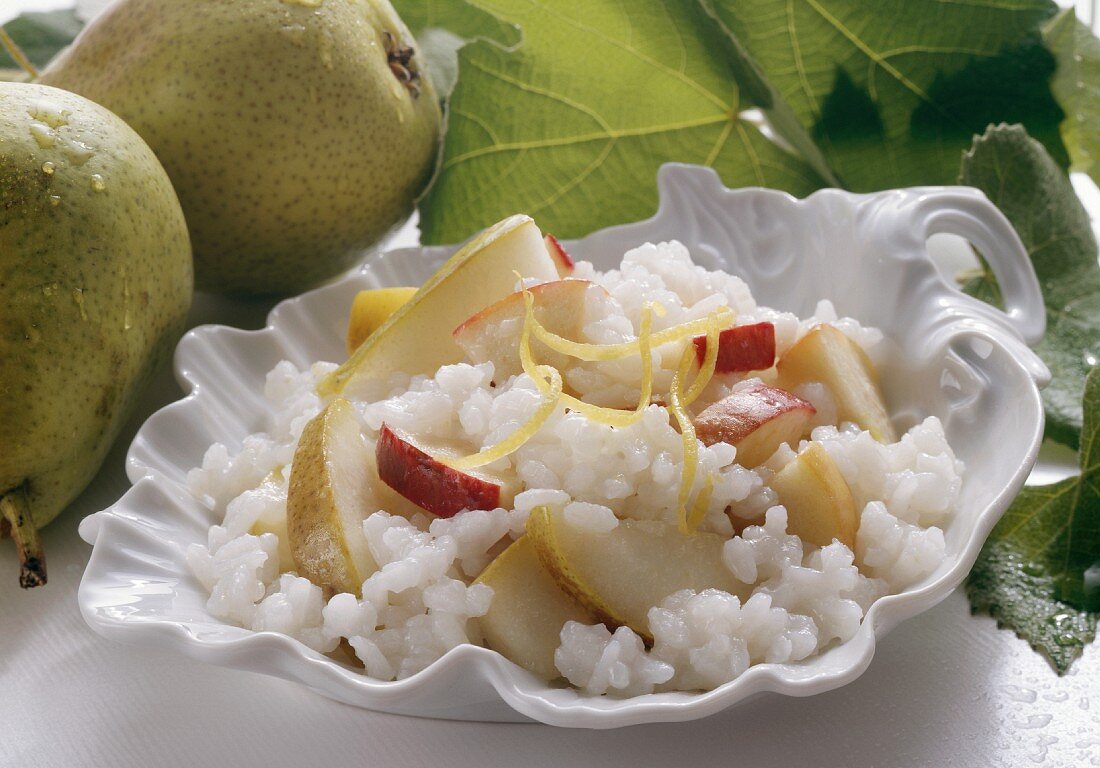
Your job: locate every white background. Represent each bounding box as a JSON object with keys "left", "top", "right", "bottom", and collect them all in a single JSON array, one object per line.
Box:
[{"left": 2, "top": 2, "right": 1099, "bottom": 766}]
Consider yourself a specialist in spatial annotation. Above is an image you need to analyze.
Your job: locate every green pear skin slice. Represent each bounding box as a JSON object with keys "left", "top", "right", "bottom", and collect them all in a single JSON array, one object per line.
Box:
[
  {"left": 474, "top": 536, "right": 595, "bottom": 680},
  {"left": 526, "top": 506, "right": 750, "bottom": 643},
  {"left": 777, "top": 325, "right": 897, "bottom": 443},
  {"left": 287, "top": 399, "right": 378, "bottom": 596},
  {"left": 322, "top": 215, "right": 559, "bottom": 398},
  {"left": 769, "top": 443, "right": 858, "bottom": 549}
]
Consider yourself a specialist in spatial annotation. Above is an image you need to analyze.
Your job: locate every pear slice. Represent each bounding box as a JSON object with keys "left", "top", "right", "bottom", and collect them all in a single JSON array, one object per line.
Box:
[
  {"left": 250, "top": 513, "right": 293, "bottom": 574},
  {"left": 346, "top": 287, "right": 418, "bottom": 355},
  {"left": 776, "top": 325, "right": 896, "bottom": 442},
  {"left": 287, "top": 399, "right": 378, "bottom": 596},
  {"left": 474, "top": 536, "right": 595, "bottom": 679},
  {"left": 769, "top": 443, "right": 858, "bottom": 549},
  {"left": 526, "top": 506, "right": 749, "bottom": 643},
  {"left": 247, "top": 468, "right": 293, "bottom": 570},
  {"left": 321, "top": 215, "right": 560, "bottom": 398}
]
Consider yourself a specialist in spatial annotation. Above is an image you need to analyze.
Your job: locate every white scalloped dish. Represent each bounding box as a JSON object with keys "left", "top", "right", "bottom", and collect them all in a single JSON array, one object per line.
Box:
[{"left": 78, "top": 164, "right": 1050, "bottom": 728}]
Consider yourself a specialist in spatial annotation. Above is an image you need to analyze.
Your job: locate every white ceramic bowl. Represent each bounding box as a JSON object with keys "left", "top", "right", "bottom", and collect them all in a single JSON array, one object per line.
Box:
[{"left": 78, "top": 164, "right": 1050, "bottom": 728}]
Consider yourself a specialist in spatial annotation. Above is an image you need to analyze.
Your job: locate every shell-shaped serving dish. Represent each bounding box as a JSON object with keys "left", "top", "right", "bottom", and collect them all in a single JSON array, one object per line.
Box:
[{"left": 78, "top": 164, "right": 1049, "bottom": 728}]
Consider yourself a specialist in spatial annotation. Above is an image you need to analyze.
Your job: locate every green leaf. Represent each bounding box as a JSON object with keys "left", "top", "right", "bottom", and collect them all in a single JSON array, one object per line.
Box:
[
  {"left": 703, "top": 0, "right": 1069, "bottom": 190},
  {"left": 418, "top": 0, "right": 829, "bottom": 245},
  {"left": 695, "top": 0, "right": 838, "bottom": 187},
  {"left": 958, "top": 260, "right": 1005, "bottom": 312},
  {"left": 968, "top": 367, "right": 1100, "bottom": 674},
  {"left": 1044, "top": 9, "right": 1100, "bottom": 186},
  {"left": 394, "top": 0, "right": 520, "bottom": 46},
  {"left": 0, "top": 10, "right": 83, "bottom": 71},
  {"left": 959, "top": 123, "right": 1100, "bottom": 449},
  {"left": 392, "top": 0, "right": 520, "bottom": 99}
]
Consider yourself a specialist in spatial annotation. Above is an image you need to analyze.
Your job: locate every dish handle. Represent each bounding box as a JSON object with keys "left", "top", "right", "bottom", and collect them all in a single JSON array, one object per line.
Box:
[{"left": 912, "top": 187, "right": 1046, "bottom": 348}]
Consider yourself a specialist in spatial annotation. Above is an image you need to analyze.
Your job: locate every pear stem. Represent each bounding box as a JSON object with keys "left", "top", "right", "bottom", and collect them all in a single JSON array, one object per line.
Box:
[
  {"left": 0, "top": 27, "right": 38, "bottom": 79},
  {"left": 0, "top": 487, "right": 47, "bottom": 588}
]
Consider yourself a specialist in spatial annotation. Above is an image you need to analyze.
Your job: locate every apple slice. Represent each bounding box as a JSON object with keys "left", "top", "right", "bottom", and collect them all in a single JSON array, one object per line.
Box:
[
  {"left": 543, "top": 234, "right": 575, "bottom": 277},
  {"left": 365, "top": 446, "right": 427, "bottom": 521},
  {"left": 322, "top": 215, "right": 560, "bottom": 397},
  {"left": 526, "top": 506, "right": 750, "bottom": 643},
  {"left": 346, "top": 287, "right": 417, "bottom": 355},
  {"left": 769, "top": 443, "right": 858, "bottom": 549},
  {"left": 287, "top": 399, "right": 378, "bottom": 596},
  {"left": 474, "top": 536, "right": 595, "bottom": 679},
  {"left": 693, "top": 322, "right": 776, "bottom": 373},
  {"left": 776, "top": 324, "right": 896, "bottom": 442},
  {"left": 453, "top": 279, "right": 599, "bottom": 380},
  {"left": 376, "top": 423, "right": 519, "bottom": 518},
  {"left": 693, "top": 382, "right": 815, "bottom": 468}
]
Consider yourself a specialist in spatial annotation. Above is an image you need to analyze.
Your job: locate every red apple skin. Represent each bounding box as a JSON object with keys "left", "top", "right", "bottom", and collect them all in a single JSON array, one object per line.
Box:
[
  {"left": 376, "top": 424, "right": 501, "bottom": 518},
  {"left": 544, "top": 234, "right": 575, "bottom": 277},
  {"left": 693, "top": 382, "right": 815, "bottom": 468},
  {"left": 693, "top": 322, "right": 775, "bottom": 373}
]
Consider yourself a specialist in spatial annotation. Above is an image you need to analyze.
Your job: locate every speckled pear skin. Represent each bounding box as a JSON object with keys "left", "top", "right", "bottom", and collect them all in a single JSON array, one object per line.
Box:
[
  {"left": 0, "top": 82, "right": 192, "bottom": 535},
  {"left": 39, "top": 0, "right": 442, "bottom": 296}
]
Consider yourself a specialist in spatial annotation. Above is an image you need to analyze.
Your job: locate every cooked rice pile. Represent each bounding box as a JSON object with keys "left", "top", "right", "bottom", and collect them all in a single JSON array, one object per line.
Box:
[{"left": 186, "top": 241, "right": 963, "bottom": 695}]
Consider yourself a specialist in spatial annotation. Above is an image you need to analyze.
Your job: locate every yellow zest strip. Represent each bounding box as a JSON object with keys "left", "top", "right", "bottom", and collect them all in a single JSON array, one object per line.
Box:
[
  {"left": 625, "top": 300, "right": 660, "bottom": 419},
  {"left": 675, "top": 317, "right": 721, "bottom": 532},
  {"left": 669, "top": 344, "right": 700, "bottom": 534},
  {"left": 683, "top": 314, "right": 721, "bottom": 407},
  {"left": 519, "top": 288, "right": 659, "bottom": 429},
  {"left": 449, "top": 276, "right": 728, "bottom": 521},
  {"left": 686, "top": 473, "right": 715, "bottom": 532},
  {"left": 448, "top": 365, "right": 563, "bottom": 470},
  {"left": 530, "top": 306, "right": 735, "bottom": 362}
]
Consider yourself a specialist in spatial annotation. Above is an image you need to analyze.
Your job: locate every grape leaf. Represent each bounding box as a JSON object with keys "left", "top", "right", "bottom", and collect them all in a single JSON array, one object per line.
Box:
[
  {"left": 1044, "top": 8, "right": 1100, "bottom": 187},
  {"left": 393, "top": 0, "right": 520, "bottom": 45},
  {"left": 0, "top": 10, "right": 83, "bottom": 71},
  {"left": 392, "top": 0, "right": 520, "bottom": 99},
  {"left": 959, "top": 123, "right": 1100, "bottom": 449},
  {"left": 958, "top": 262, "right": 1005, "bottom": 313},
  {"left": 417, "top": 0, "right": 829, "bottom": 245},
  {"left": 695, "top": 0, "right": 838, "bottom": 187},
  {"left": 968, "top": 367, "right": 1100, "bottom": 674},
  {"left": 702, "top": 0, "right": 1069, "bottom": 191}
]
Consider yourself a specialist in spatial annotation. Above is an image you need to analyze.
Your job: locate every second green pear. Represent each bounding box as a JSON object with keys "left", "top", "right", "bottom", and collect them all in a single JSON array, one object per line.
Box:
[{"left": 40, "top": 0, "right": 442, "bottom": 296}]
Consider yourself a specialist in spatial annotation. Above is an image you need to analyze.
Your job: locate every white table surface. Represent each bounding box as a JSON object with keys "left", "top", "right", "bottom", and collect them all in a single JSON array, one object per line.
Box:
[{"left": 4, "top": 2, "right": 1100, "bottom": 766}]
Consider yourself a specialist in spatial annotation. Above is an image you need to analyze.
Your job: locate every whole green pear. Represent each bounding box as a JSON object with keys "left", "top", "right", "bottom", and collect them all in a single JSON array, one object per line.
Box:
[
  {"left": 39, "top": 0, "right": 442, "bottom": 296},
  {"left": 0, "top": 82, "right": 192, "bottom": 588}
]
